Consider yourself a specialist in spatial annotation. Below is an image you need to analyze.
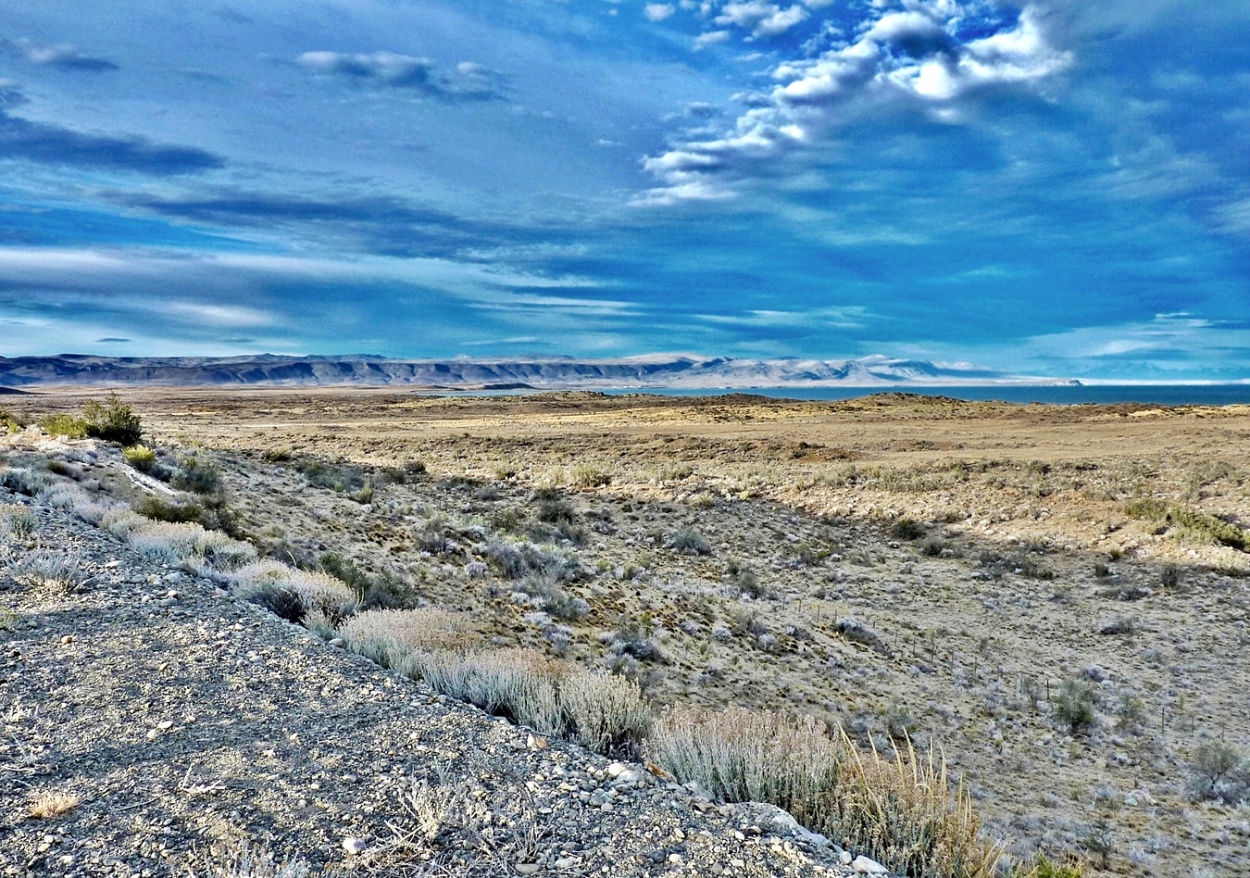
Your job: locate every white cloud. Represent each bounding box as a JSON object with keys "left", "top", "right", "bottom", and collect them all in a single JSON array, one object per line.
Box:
[
  {"left": 644, "top": 3, "right": 676, "bottom": 22},
  {"left": 715, "top": 2, "right": 808, "bottom": 38},
  {"left": 1020, "top": 313, "right": 1250, "bottom": 368},
  {"left": 643, "top": 3, "right": 1073, "bottom": 203},
  {"left": 693, "top": 30, "right": 732, "bottom": 49},
  {"left": 698, "top": 305, "right": 869, "bottom": 328}
]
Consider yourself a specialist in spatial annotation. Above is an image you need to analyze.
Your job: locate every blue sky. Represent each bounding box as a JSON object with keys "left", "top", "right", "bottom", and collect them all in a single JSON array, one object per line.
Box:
[{"left": 0, "top": 1, "right": 1247, "bottom": 380}]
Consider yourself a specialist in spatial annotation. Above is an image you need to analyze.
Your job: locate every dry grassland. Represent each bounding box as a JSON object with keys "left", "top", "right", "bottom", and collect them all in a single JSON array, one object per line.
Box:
[{"left": 7, "top": 387, "right": 1250, "bottom": 875}]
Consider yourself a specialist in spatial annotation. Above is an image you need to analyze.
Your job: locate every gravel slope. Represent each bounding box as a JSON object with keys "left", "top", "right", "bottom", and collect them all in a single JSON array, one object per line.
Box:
[{"left": 0, "top": 490, "right": 855, "bottom": 878}]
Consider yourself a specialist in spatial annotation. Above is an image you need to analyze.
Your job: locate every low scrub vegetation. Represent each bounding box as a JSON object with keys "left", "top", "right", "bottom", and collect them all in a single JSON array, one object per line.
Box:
[
  {"left": 332, "top": 605, "right": 650, "bottom": 757},
  {"left": 122, "top": 444, "right": 158, "bottom": 473},
  {"left": 1124, "top": 497, "right": 1250, "bottom": 552},
  {"left": 230, "top": 560, "right": 358, "bottom": 624},
  {"left": 649, "top": 705, "right": 1001, "bottom": 878},
  {"left": 42, "top": 393, "right": 142, "bottom": 446}
]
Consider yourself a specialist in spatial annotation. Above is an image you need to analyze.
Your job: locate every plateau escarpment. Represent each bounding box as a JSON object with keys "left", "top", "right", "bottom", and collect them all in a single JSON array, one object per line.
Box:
[{"left": 0, "top": 354, "right": 1051, "bottom": 389}]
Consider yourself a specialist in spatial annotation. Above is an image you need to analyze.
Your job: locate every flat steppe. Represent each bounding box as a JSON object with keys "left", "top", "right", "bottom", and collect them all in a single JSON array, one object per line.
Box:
[{"left": 5, "top": 388, "right": 1250, "bottom": 875}]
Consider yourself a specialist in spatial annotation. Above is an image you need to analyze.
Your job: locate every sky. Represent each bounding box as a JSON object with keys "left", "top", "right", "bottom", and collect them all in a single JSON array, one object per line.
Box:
[{"left": 0, "top": 0, "right": 1247, "bottom": 381}]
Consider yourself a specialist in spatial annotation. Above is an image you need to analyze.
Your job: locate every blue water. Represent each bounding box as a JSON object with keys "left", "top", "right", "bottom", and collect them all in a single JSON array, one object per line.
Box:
[{"left": 600, "top": 385, "right": 1250, "bottom": 406}]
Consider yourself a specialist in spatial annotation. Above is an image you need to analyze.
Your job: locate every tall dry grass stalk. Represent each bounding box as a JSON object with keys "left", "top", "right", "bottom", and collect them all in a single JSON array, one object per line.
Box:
[
  {"left": 822, "top": 730, "right": 1001, "bottom": 878},
  {"left": 648, "top": 705, "right": 839, "bottom": 819},
  {"left": 339, "top": 608, "right": 651, "bottom": 755},
  {"left": 649, "top": 705, "right": 1001, "bottom": 878}
]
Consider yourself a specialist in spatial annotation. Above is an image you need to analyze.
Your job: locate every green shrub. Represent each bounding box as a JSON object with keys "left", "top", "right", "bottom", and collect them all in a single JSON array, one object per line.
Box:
[
  {"left": 41, "top": 413, "right": 89, "bottom": 439},
  {"left": 1125, "top": 499, "right": 1250, "bottom": 551},
  {"left": 1187, "top": 740, "right": 1250, "bottom": 804},
  {"left": 320, "top": 553, "right": 411, "bottom": 610},
  {"left": 45, "top": 459, "right": 74, "bottom": 477},
  {"left": 0, "top": 409, "right": 21, "bottom": 433},
  {"left": 1012, "top": 855, "right": 1087, "bottom": 878},
  {"left": 123, "top": 445, "right": 158, "bottom": 473},
  {"left": 921, "top": 536, "right": 949, "bottom": 557},
  {"left": 135, "top": 495, "right": 203, "bottom": 523},
  {"left": 536, "top": 497, "right": 576, "bottom": 524},
  {"left": 1053, "top": 679, "right": 1097, "bottom": 734},
  {"left": 570, "top": 464, "right": 611, "bottom": 488},
  {"left": 296, "top": 458, "right": 365, "bottom": 492},
  {"left": 81, "top": 393, "right": 142, "bottom": 445}
]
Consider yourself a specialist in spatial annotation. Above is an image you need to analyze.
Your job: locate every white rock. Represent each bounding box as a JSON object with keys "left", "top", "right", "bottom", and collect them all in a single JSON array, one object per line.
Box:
[
  {"left": 851, "top": 854, "right": 889, "bottom": 874},
  {"left": 606, "top": 762, "right": 628, "bottom": 778},
  {"left": 515, "top": 864, "right": 540, "bottom": 875},
  {"left": 341, "top": 837, "right": 368, "bottom": 855}
]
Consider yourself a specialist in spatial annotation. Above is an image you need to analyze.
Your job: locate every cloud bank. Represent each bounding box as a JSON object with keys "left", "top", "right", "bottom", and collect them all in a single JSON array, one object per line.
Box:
[{"left": 638, "top": 1, "right": 1072, "bottom": 204}]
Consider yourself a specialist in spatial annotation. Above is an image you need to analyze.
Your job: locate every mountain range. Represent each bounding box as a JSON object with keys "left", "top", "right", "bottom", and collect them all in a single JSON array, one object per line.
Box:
[{"left": 0, "top": 354, "right": 1074, "bottom": 389}]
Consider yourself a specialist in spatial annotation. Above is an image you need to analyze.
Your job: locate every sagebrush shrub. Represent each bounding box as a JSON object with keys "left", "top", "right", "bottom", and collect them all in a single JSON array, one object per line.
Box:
[
  {"left": 1187, "top": 740, "right": 1249, "bottom": 804},
  {"left": 174, "top": 456, "right": 221, "bottom": 494},
  {"left": 669, "top": 527, "right": 711, "bottom": 556}
]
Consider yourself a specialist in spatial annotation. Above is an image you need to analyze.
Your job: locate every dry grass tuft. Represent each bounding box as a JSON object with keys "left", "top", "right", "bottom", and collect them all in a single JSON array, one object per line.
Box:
[
  {"left": 826, "top": 731, "right": 1002, "bottom": 878},
  {"left": 649, "top": 705, "right": 1001, "bottom": 878},
  {"left": 182, "top": 840, "right": 309, "bottom": 878},
  {"left": 649, "top": 705, "right": 840, "bottom": 819},
  {"left": 27, "top": 789, "right": 81, "bottom": 819},
  {"left": 339, "top": 607, "right": 480, "bottom": 667},
  {"left": 230, "top": 560, "right": 358, "bottom": 624},
  {"left": 349, "top": 629, "right": 651, "bottom": 756}
]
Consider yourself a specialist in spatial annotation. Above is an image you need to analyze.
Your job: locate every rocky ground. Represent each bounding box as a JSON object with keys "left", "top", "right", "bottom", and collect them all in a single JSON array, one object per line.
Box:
[{"left": 3, "top": 390, "right": 1250, "bottom": 876}]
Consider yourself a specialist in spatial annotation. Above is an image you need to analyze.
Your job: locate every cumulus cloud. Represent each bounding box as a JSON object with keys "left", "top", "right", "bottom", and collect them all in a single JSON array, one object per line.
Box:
[
  {"left": 640, "top": 2, "right": 1072, "bottom": 204},
  {"left": 0, "top": 81, "right": 223, "bottom": 175},
  {"left": 297, "top": 51, "right": 503, "bottom": 100},
  {"left": 714, "top": 2, "right": 809, "bottom": 37},
  {"left": 5, "top": 39, "right": 118, "bottom": 72},
  {"left": 645, "top": 3, "right": 676, "bottom": 22}
]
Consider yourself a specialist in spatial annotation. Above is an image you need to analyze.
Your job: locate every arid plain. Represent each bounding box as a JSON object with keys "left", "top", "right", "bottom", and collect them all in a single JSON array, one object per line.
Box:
[{"left": 6, "top": 387, "right": 1250, "bottom": 876}]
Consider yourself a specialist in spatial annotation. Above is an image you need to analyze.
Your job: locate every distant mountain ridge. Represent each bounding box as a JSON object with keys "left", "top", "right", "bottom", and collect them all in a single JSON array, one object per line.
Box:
[{"left": 0, "top": 354, "right": 1072, "bottom": 389}]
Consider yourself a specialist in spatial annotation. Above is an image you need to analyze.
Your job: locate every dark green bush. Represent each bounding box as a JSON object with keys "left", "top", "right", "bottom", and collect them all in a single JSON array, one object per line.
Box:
[
  {"left": 1054, "top": 679, "right": 1097, "bottom": 734},
  {"left": 319, "top": 553, "right": 411, "bottom": 610},
  {"left": 890, "top": 517, "right": 926, "bottom": 540},
  {"left": 135, "top": 495, "right": 203, "bottom": 523},
  {"left": 81, "top": 393, "right": 142, "bottom": 445}
]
